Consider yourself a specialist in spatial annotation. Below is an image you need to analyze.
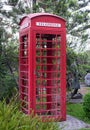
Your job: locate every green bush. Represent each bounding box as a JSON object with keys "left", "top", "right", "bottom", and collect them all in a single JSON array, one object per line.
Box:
[
  {"left": 0, "top": 99, "right": 60, "bottom": 130},
  {"left": 77, "top": 64, "right": 90, "bottom": 81},
  {"left": 83, "top": 93, "right": 90, "bottom": 118}
]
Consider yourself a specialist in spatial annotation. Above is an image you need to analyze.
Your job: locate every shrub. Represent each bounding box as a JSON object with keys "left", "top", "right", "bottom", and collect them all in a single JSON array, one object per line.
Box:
[
  {"left": 0, "top": 99, "right": 60, "bottom": 130},
  {"left": 83, "top": 93, "right": 90, "bottom": 118}
]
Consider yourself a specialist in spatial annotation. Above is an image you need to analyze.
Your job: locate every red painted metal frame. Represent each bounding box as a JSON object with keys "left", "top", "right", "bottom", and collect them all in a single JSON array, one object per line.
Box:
[
  {"left": 33, "top": 31, "right": 66, "bottom": 121},
  {"left": 19, "top": 13, "right": 66, "bottom": 121}
]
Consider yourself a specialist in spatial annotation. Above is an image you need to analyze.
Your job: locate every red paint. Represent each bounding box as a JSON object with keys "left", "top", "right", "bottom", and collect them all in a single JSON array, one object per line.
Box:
[{"left": 19, "top": 13, "right": 66, "bottom": 121}]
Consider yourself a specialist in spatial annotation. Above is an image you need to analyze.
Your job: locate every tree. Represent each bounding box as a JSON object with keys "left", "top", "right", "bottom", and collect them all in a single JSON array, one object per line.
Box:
[
  {"left": 34, "top": 0, "right": 90, "bottom": 51},
  {"left": 0, "top": 0, "right": 19, "bottom": 100}
]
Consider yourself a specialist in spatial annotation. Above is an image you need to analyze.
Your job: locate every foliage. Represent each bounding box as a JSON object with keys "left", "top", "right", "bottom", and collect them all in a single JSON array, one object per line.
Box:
[
  {"left": 83, "top": 93, "right": 90, "bottom": 119},
  {"left": 0, "top": 0, "right": 19, "bottom": 100},
  {"left": 66, "top": 47, "right": 77, "bottom": 73},
  {"left": 35, "top": 0, "right": 90, "bottom": 49},
  {"left": 0, "top": 35, "right": 18, "bottom": 100},
  {"left": 0, "top": 99, "right": 60, "bottom": 130},
  {"left": 79, "top": 64, "right": 90, "bottom": 80},
  {"left": 75, "top": 52, "right": 90, "bottom": 80},
  {"left": 66, "top": 48, "right": 90, "bottom": 81},
  {"left": 67, "top": 103, "right": 90, "bottom": 124}
]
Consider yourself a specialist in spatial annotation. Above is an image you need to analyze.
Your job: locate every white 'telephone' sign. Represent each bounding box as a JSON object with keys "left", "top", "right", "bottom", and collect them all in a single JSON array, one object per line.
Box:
[{"left": 36, "top": 22, "right": 61, "bottom": 28}]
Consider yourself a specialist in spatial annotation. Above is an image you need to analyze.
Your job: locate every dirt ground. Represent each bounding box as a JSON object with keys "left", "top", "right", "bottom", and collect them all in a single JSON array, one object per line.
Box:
[
  {"left": 68, "top": 82, "right": 90, "bottom": 103},
  {"left": 78, "top": 82, "right": 90, "bottom": 95}
]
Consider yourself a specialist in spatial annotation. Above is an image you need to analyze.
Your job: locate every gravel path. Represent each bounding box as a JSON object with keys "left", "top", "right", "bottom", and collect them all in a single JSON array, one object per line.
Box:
[
  {"left": 59, "top": 83, "right": 90, "bottom": 130},
  {"left": 59, "top": 115, "right": 90, "bottom": 130}
]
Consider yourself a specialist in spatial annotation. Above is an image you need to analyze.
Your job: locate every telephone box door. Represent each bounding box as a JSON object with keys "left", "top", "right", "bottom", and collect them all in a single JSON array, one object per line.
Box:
[{"left": 32, "top": 31, "right": 66, "bottom": 120}]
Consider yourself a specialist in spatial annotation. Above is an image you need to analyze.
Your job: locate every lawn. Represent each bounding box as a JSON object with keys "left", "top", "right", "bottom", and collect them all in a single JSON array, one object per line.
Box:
[{"left": 67, "top": 103, "right": 90, "bottom": 124}]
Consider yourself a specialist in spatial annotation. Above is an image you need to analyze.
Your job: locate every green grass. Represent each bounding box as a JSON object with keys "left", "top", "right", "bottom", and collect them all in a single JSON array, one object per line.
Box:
[
  {"left": 87, "top": 87, "right": 90, "bottom": 91},
  {"left": 67, "top": 103, "right": 90, "bottom": 124},
  {"left": 0, "top": 99, "right": 60, "bottom": 130}
]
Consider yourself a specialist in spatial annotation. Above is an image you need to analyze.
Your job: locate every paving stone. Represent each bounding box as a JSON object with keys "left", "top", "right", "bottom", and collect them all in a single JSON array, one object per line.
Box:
[
  {"left": 59, "top": 115, "right": 90, "bottom": 130},
  {"left": 69, "top": 98, "right": 83, "bottom": 104},
  {"left": 59, "top": 83, "right": 90, "bottom": 130}
]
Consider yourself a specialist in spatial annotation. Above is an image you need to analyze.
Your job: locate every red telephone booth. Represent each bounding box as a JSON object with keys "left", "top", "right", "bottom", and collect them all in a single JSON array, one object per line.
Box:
[{"left": 19, "top": 13, "right": 66, "bottom": 121}]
